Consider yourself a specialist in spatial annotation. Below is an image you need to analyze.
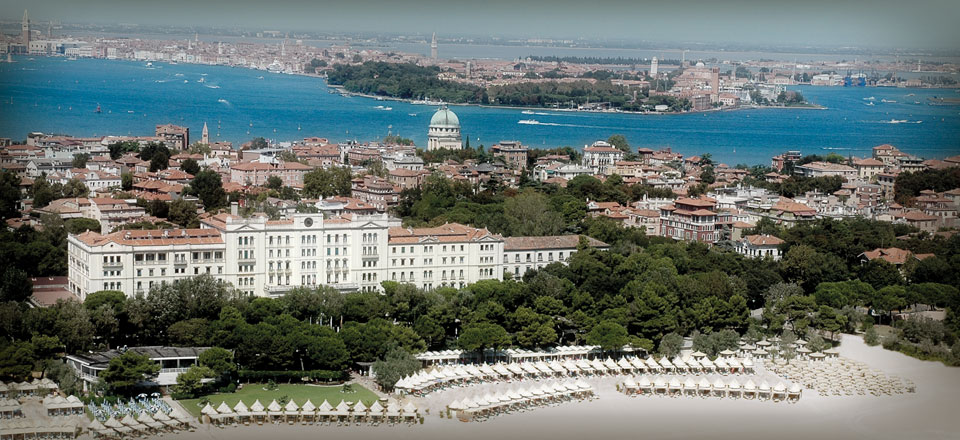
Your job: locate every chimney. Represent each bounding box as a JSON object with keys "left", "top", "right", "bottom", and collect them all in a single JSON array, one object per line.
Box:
[{"left": 230, "top": 202, "right": 239, "bottom": 216}]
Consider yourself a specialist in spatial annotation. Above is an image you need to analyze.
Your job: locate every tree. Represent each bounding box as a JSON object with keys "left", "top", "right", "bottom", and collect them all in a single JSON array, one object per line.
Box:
[
  {"left": 0, "top": 268, "right": 32, "bottom": 302},
  {"left": 248, "top": 137, "right": 269, "bottom": 150},
  {"left": 458, "top": 322, "right": 510, "bottom": 361},
  {"left": 108, "top": 141, "right": 140, "bottom": 160},
  {"left": 303, "top": 167, "right": 353, "bottom": 198},
  {"left": 198, "top": 347, "right": 236, "bottom": 377},
  {"left": 72, "top": 153, "right": 90, "bottom": 169},
  {"left": 65, "top": 218, "right": 100, "bottom": 234},
  {"left": 266, "top": 175, "right": 283, "bottom": 190},
  {"left": 587, "top": 320, "right": 629, "bottom": 354},
  {"left": 371, "top": 345, "right": 421, "bottom": 391},
  {"left": 700, "top": 166, "right": 715, "bottom": 185},
  {"left": 99, "top": 351, "right": 160, "bottom": 396},
  {"left": 857, "top": 259, "right": 903, "bottom": 289},
  {"left": 864, "top": 326, "right": 880, "bottom": 346},
  {"left": 607, "top": 134, "right": 630, "bottom": 153},
  {"left": 168, "top": 199, "right": 199, "bottom": 227},
  {"left": 658, "top": 332, "right": 683, "bottom": 357},
  {"left": 0, "top": 171, "right": 21, "bottom": 220},
  {"left": 171, "top": 364, "right": 214, "bottom": 398},
  {"left": 61, "top": 179, "right": 89, "bottom": 198},
  {"left": 180, "top": 158, "right": 200, "bottom": 176},
  {"left": 187, "top": 170, "right": 227, "bottom": 211},
  {"left": 121, "top": 172, "right": 134, "bottom": 191},
  {"left": 504, "top": 189, "right": 563, "bottom": 236},
  {"left": 0, "top": 341, "right": 35, "bottom": 381}
]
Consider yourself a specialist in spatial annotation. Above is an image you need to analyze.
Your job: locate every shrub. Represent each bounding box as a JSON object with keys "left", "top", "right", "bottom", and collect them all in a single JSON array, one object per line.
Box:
[{"left": 864, "top": 327, "right": 880, "bottom": 346}]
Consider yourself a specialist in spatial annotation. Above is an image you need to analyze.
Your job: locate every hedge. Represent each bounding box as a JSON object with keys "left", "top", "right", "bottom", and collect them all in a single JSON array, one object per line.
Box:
[{"left": 237, "top": 370, "right": 346, "bottom": 383}]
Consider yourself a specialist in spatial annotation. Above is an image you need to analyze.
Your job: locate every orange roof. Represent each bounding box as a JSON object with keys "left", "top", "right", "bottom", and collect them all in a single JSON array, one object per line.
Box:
[
  {"left": 74, "top": 229, "right": 223, "bottom": 247},
  {"left": 232, "top": 160, "right": 312, "bottom": 171},
  {"left": 745, "top": 234, "right": 784, "bottom": 246},
  {"left": 860, "top": 247, "right": 933, "bottom": 265},
  {"left": 388, "top": 223, "right": 500, "bottom": 244}
]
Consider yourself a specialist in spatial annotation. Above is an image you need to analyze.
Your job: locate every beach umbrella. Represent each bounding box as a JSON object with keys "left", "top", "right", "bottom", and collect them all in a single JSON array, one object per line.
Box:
[
  {"left": 691, "top": 351, "right": 707, "bottom": 358},
  {"left": 301, "top": 399, "right": 316, "bottom": 413}
]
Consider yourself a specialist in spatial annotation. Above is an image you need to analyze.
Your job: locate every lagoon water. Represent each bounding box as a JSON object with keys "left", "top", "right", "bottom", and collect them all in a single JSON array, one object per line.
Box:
[{"left": 1, "top": 57, "right": 958, "bottom": 165}]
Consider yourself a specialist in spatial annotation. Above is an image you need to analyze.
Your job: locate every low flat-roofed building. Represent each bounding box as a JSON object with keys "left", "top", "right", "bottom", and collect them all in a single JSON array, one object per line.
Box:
[{"left": 66, "top": 346, "right": 210, "bottom": 391}]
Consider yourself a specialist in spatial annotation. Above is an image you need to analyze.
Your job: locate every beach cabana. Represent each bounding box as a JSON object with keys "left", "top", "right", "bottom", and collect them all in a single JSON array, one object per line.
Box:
[
  {"left": 402, "top": 402, "right": 418, "bottom": 423},
  {"left": 334, "top": 400, "right": 351, "bottom": 425},
  {"left": 773, "top": 382, "right": 787, "bottom": 402},
  {"left": 682, "top": 378, "right": 697, "bottom": 397},
  {"left": 138, "top": 411, "right": 166, "bottom": 431},
  {"left": 153, "top": 409, "right": 180, "bottom": 430},
  {"left": 758, "top": 380, "right": 772, "bottom": 401},
  {"left": 233, "top": 400, "right": 251, "bottom": 425},
  {"left": 200, "top": 403, "right": 218, "bottom": 424},
  {"left": 743, "top": 380, "right": 757, "bottom": 400},
  {"left": 668, "top": 377, "right": 682, "bottom": 397},
  {"left": 120, "top": 414, "right": 147, "bottom": 433},
  {"left": 653, "top": 377, "right": 667, "bottom": 396},
  {"left": 352, "top": 401, "right": 368, "bottom": 424},
  {"left": 367, "top": 401, "right": 384, "bottom": 424},
  {"left": 385, "top": 402, "right": 401, "bottom": 424},
  {"left": 788, "top": 383, "right": 802, "bottom": 402},
  {"left": 266, "top": 399, "right": 283, "bottom": 423},
  {"left": 316, "top": 400, "right": 335, "bottom": 424},
  {"left": 637, "top": 375, "right": 652, "bottom": 395},
  {"left": 249, "top": 399, "right": 266, "bottom": 425},
  {"left": 712, "top": 378, "right": 727, "bottom": 398},
  {"left": 282, "top": 400, "right": 299, "bottom": 424},
  {"left": 727, "top": 379, "right": 742, "bottom": 399},
  {"left": 215, "top": 401, "right": 236, "bottom": 424},
  {"left": 697, "top": 377, "right": 712, "bottom": 398},
  {"left": 300, "top": 399, "right": 316, "bottom": 424},
  {"left": 623, "top": 377, "right": 637, "bottom": 394}
]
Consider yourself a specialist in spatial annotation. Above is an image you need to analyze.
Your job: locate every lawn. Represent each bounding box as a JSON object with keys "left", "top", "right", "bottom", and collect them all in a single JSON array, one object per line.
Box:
[{"left": 177, "top": 383, "right": 380, "bottom": 418}]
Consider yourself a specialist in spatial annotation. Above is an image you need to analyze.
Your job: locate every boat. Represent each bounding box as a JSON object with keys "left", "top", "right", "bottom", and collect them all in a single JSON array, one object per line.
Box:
[
  {"left": 408, "top": 113, "right": 417, "bottom": 116},
  {"left": 197, "top": 77, "right": 205, "bottom": 83},
  {"left": 865, "top": 102, "right": 875, "bottom": 106},
  {"left": 127, "top": 110, "right": 134, "bottom": 113},
  {"left": 374, "top": 105, "right": 385, "bottom": 109},
  {"left": 175, "top": 73, "right": 183, "bottom": 77},
  {"left": 145, "top": 62, "right": 153, "bottom": 67},
  {"left": 266, "top": 59, "right": 283, "bottom": 73},
  {"left": 218, "top": 98, "right": 228, "bottom": 104},
  {"left": 887, "top": 119, "right": 908, "bottom": 124},
  {"left": 863, "top": 96, "right": 876, "bottom": 101},
  {"left": 383, "top": 107, "right": 392, "bottom": 111},
  {"left": 881, "top": 99, "right": 897, "bottom": 103},
  {"left": 518, "top": 119, "right": 539, "bottom": 125},
  {"left": 521, "top": 110, "right": 535, "bottom": 114},
  {"left": 907, "top": 93, "right": 915, "bottom": 96},
  {"left": 95, "top": 104, "right": 101, "bottom": 113},
  {"left": 257, "top": 76, "right": 264, "bottom": 80},
  {"left": 183, "top": 79, "right": 189, "bottom": 83}
]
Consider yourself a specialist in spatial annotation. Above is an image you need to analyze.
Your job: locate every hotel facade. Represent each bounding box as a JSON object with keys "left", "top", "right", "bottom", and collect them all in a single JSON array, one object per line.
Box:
[{"left": 67, "top": 213, "right": 605, "bottom": 299}]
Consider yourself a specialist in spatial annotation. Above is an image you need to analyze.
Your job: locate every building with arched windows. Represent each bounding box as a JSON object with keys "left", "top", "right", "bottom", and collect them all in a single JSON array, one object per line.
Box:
[{"left": 427, "top": 105, "right": 462, "bottom": 151}]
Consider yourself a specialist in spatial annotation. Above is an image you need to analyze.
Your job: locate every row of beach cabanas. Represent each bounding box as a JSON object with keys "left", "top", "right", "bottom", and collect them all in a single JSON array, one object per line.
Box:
[
  {"left": 395, "top": 356, "right": 757, "bottom": 396},
  {"left": 0, "top": 418, "right": 81, "bottom": 440},
  {"left": 768, "top": 357, "right": 915, "bottom": 397},
  {"left": 42, "top": 395, "right": 85, "bottom": 417},
  {"left": 619, "top": 375, "right": 802, "bottom": 403},
  {"left": 87, "top": 407, "right": 193, "bottom": 439},
  {"left": 0, "top": 379, "right": 59, "bottom": 399},
  {"left": 200, "top": 399, "right": 420, "bottom": 427},
  {"left": 0, "top": 399, "right": 22, "bottom": 419},
  {"left": 447, "top": 380, "right": 594, "bottom": 422}
]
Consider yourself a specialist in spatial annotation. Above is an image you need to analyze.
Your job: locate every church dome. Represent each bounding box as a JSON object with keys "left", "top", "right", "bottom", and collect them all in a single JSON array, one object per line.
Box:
[{"left": 429, "top": 106, "right": 460, "bottom": 128}]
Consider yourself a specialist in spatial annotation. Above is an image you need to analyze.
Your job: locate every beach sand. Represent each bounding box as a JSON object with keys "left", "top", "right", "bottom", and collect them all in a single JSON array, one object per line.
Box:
[{"left": 115, "top": 336, "right": 960, "bottom": 440}]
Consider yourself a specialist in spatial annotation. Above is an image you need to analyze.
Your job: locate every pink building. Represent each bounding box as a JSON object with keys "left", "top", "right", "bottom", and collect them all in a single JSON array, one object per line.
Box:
[{"left": 229, "top": 161, "right": 312, "bottom": 187}]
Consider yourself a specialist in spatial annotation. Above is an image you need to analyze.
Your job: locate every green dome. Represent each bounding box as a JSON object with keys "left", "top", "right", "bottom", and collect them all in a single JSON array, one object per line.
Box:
[{"left": 429, "top": 106, "right": 460, "bottom": 128}]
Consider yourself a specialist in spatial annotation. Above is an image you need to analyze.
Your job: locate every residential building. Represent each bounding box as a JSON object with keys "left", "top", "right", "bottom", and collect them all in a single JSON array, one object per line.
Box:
[
  {"left": 155, "top": 124, "right": 189, "bottom": 150},
  {"left": 582, "top": 141, "right": 624, "bottom": 174},
  {"left": 229, "top": 160, "right": 312, "bottom": 187},
  {"left": 794, "top": 161, "right": 857, "bottom": 179},
  {"left": 490, "top": 141, "right": 529, "bottom": 170},
  {"left": 502, "top": 235, "right": 609, "bottom": 278},
  {"left": 659, "top": 196, "right": 720, "bottom": 243},
  {"left": 736, "top": 234, "right": 784, "bottom": 260},
  {"left": 852, "top": 157, "right": 886, "bottom": 182},
  {"left": 351, "top": 175, "right": 401, "bottom": 212}
]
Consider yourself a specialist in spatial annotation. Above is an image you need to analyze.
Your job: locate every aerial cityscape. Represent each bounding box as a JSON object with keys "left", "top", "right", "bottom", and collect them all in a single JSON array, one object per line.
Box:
[{"left": 0, "top": 0, "right": 959, "bottom": 439}]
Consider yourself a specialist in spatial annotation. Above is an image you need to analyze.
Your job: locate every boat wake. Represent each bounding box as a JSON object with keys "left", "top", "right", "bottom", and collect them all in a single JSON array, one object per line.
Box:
[
  {"left": 217, "top": 98, "right": 231, "bottom": 107},
  {"left": 204, "top": 84, "right": 221, "bottom": 89}
]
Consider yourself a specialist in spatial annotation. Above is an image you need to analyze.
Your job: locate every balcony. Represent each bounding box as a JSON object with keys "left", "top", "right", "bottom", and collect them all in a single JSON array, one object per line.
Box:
[{"left": 103, "top": 261, "right": 123, "bottom": 268}]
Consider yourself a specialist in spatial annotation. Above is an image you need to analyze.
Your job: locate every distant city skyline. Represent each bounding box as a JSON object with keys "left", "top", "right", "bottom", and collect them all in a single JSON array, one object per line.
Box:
[{"left": 2, "top": 0, "right": 959, "bottom": 50}]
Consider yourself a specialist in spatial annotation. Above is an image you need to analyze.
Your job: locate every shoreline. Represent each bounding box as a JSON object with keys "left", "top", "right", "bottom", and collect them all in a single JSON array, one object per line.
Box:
[{"left": 324, "top": 85, "right": 828, "bottom": 115}]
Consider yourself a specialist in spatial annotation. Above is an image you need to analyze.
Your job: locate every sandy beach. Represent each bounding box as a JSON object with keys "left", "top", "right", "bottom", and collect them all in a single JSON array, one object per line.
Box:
[{"left": 108, "top": 336, "right": 960, "bottom": 440}]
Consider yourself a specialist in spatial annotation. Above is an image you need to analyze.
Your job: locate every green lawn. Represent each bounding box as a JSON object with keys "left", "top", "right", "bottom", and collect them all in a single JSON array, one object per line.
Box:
[{"left": 177, "top": 383, "right": 380, "bottom": 418}]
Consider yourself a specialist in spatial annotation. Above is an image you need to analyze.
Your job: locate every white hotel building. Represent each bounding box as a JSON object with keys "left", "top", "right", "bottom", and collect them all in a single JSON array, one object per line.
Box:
[{"left": 67, "top": 213, "right": 605, "bottom": 299}]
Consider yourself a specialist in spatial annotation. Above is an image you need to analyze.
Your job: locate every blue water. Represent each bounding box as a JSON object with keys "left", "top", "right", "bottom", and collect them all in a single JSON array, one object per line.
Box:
[{"left": 1, "top": 57, "right": 958, "bottom": 165}]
